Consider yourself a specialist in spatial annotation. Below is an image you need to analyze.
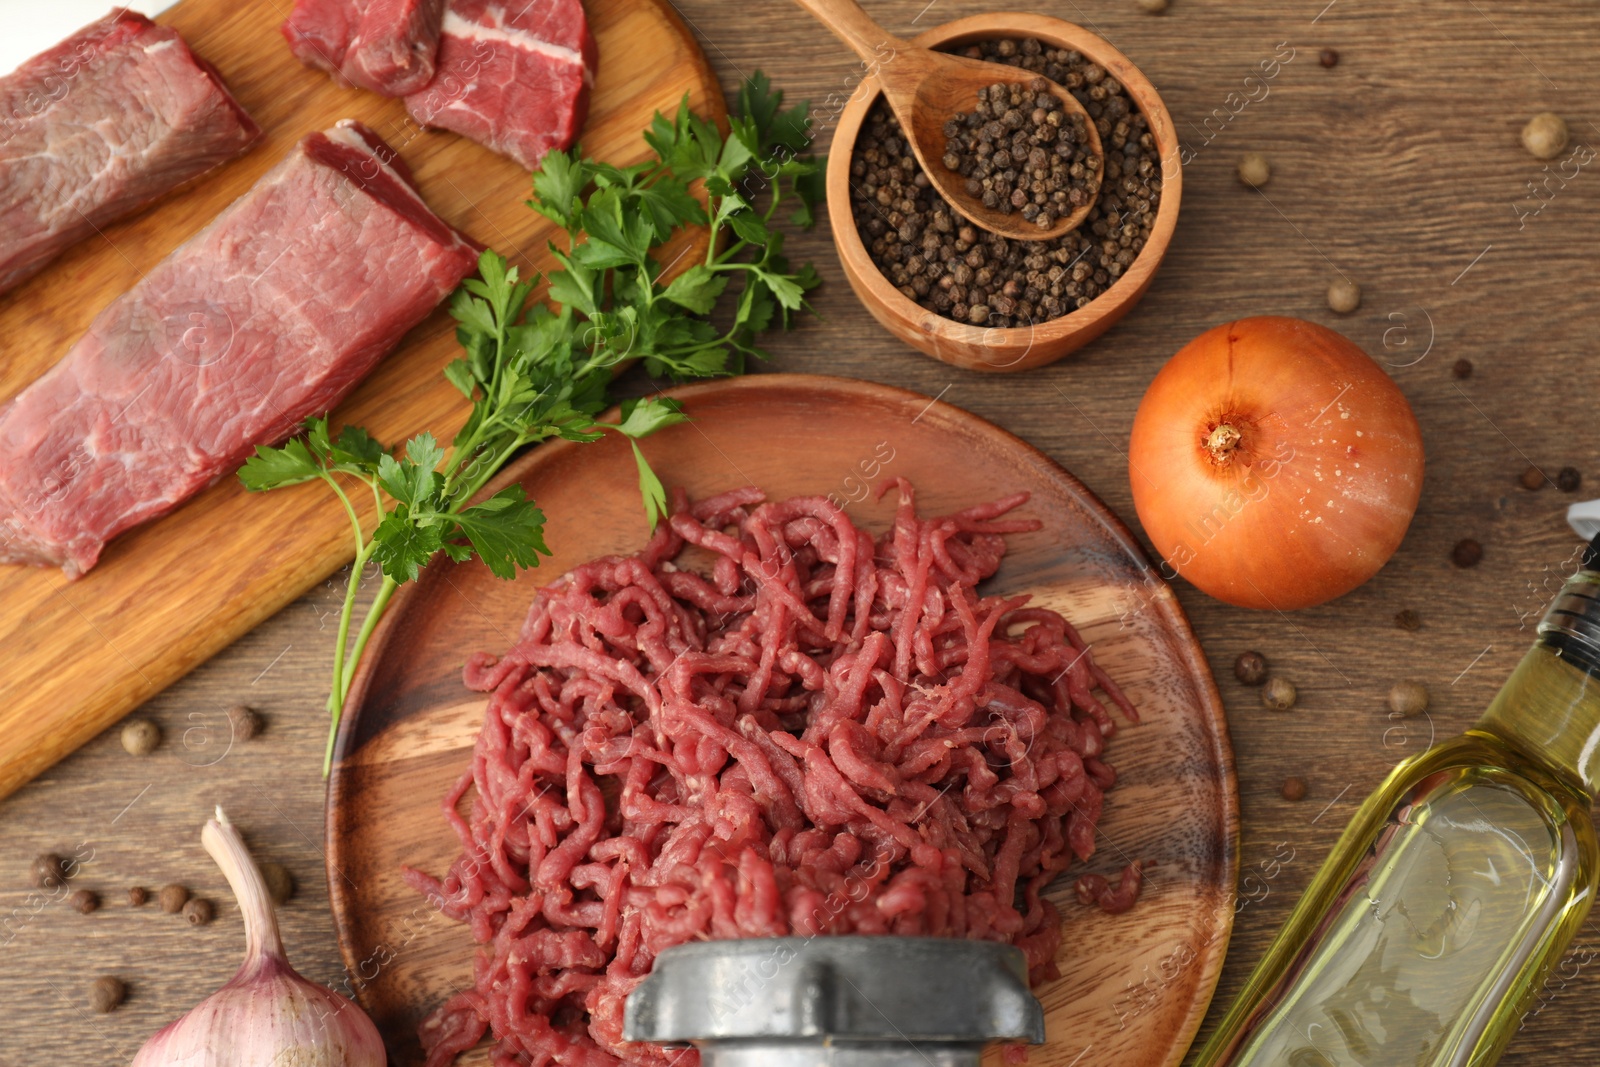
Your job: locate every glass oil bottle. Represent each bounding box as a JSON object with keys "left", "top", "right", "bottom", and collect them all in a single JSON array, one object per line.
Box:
[{"left": 1193, "top": 538, "right": 1600, "bottom": 1067}]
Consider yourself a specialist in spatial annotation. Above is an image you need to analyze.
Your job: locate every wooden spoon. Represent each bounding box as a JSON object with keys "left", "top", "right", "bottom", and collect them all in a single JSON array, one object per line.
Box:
[{"left": 793, "top": 0, "right": 1104, "bottom": 241}]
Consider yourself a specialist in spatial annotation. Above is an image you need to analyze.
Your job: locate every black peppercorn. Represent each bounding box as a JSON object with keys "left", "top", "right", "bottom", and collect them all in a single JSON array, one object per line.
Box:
[
  {"left": 1394, "top": 609, "right": 1422, "bottom": 631},
  {"left": 1452, "top": 538, "right": 1484, "bottom": 568},
  {"left": 1452, "top": 358, "right": 1473, "bottom": 380},
  {"left": 30, "top": 853, "right": 67, "bottom": 890},
  {"left": 1233, "top": 651, "right": 1268, "bottom": 686},
  {"left": 260, "top": 860, "right": 295, "bottom": 906},
  {"left": 227, "top": 704, "right": 263, "bottom": 741},
  {"left": 849, "top": 35, "right": 1162, "bottom": 330},
  {"left": 69, "top": 889, "right": 99, "bottom": 914},
  {"left": 1319, "top": 48, "right": 1339, "bottom": 67},
  {"left": 159, "top": 883, "right": 189, "bottom": 914},
  {"left": 1281, "top": 776, "right": 1308, "bottom": 801},
  {"left": 1557, "top": 467, "right": 1582, "bottom": 492},
  {"left": 90, "top": 976, "right": 125, "bottom": 1014}
]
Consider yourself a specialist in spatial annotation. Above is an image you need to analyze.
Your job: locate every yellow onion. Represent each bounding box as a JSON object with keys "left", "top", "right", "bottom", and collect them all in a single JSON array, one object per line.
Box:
[
  {"left": 1129, "top": 316, "right": 1424, "bottom": 610},
  {"left": 130, "top": 808, "right": 386, "bottom": 1066}
]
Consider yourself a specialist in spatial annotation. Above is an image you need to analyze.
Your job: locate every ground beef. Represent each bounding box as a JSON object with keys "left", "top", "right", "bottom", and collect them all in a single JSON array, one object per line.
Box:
[{"left": 405, "top": 480, "right": 1139, "bottom": 1067}]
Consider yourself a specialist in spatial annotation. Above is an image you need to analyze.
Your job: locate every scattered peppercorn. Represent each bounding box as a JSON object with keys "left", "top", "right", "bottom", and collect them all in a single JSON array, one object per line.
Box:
[
  {"left": 1452, "top": 358, "right": 1473, "bottom": 380},
  {"left": 159, "top": 883, "right": 189, "bottom": 914},
  {"left": 1318, "top": 48, "right": 1339, "bottom": 68},
  {"left": 1522, "top": 111, "right": 1569, "bottom": 161},
  {"left": 227, "top": 704, "right": 263, "bottom": 741},
  {"left": 89, "top": 976, "right": 125, "bottom": 1014},
  {"left": 120, "top": 718, "right": 160, "bottom": 756},
  {"left": 940, "top": 77, "right": 1100, "bottom": 231},
  {"left": 1262, "top": 676, "right": 1297, "bottom": 711},
  {"left": 1452, "top": 538, "right": 1484, "bottom": 568},
  {"left": 259, "top": 860, "right": 295, "bottom": 906},
  {"left": 1326, "top": 278, "right": 1361, "bottom": 314},
  {"left": 1237, "top": 151, "right": 1270, "bottom": 188},
  {"left": 127, "top": 886, "right": 148, "bottom": 907},
  {"left": 69, "top": 888, "right": 99, "bottom": 914},
  {"left": 1519, "top": 465, "right": 1546, "bottom": 491},
  {"left": 850, "top": 37, "right": 1163, "bottom": 328},
  {"left": 1394, "top": 608, "right": 1422, "bottom": 631},
  {"left": 1558, "top": 467, "right": 1582, "bottom": 493},
  {"left": 1234, "top": 650, "right": 1268, "bottom": 686},
  {"left": 1281, "top": 776, "right": 1308, "bottom": 801},
  {"left": 1388, "top": 681, "right": 1429, "bottom": 717},
  {"left": 183, "top": 897, "right": 215, "bottom": 926},
  {"left": 30, "top": 853, "right": 66, "bottom": 890}
]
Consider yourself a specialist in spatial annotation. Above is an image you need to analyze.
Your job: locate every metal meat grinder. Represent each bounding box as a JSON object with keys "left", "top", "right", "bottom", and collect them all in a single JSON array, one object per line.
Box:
[{"left": 623, "top": 937, "right": 1045, "bottom": 1067}]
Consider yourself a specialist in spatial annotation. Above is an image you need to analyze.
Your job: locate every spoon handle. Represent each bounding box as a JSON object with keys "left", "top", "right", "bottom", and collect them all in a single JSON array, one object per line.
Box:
[{"left": 789, "top": 0, "right": 908, "bottom": 66}]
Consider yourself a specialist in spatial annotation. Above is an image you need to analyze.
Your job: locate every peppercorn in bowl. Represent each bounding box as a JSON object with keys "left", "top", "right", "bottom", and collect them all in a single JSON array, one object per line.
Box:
[{"left": 826, "top": 14, "right": 1180, "bottom": 372}]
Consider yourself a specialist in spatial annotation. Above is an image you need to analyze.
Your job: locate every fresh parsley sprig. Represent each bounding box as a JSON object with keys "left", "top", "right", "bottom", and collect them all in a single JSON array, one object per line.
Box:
[{"left": 238, "top": 74, "right": 822, "bottom": 774}]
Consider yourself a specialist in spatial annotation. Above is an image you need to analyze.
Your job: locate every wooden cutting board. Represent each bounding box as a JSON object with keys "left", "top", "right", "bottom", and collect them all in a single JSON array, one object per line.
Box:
[
  {"left": 0, "top": 0, "right": 723, "bottom": 799},
  {"left": 325, "top": 374, "right": 1239, "bottom": 1067}
]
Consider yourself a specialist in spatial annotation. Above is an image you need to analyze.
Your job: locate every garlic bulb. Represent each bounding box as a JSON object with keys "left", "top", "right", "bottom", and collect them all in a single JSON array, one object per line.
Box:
[{"left": 131, "top": 808, "right": 387, "bottom": 1066}]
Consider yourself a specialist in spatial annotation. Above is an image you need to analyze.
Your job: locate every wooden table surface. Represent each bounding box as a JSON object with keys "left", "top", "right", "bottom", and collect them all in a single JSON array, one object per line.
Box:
[{"left": 3, "top": 1, "right": 1597, "bottom": 1064}]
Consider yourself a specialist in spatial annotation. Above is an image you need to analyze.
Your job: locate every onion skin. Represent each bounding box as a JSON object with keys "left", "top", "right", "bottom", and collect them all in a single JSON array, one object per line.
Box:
[{"left": 1128, "top": 316, "right": 1423, "bottom": 610}]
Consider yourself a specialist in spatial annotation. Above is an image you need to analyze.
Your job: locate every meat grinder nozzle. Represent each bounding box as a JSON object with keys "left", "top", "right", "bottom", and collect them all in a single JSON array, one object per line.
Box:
[{"left": 623, "top": 936, "right": 1045, "bottom": 1067}]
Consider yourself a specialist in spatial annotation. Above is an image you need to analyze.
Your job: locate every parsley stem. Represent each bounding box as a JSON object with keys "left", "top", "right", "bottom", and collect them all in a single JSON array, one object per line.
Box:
[{"left": 323, "top": 538, "right": 375, "bottom": 777}]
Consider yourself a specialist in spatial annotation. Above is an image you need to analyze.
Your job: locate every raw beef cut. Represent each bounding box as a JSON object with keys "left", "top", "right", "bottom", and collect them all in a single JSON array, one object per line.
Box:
[
  {"left": 404, "top": 0, "right": 596, "bottom": 170},
  {"left": 283, "top": 0, "right": 447, "bottom": 96},
  {"left": 0, "top": 11, "right": 261, "bottom": 297},
  {"left": 0, "top": 122, "right": 481, "bottom": 578}
]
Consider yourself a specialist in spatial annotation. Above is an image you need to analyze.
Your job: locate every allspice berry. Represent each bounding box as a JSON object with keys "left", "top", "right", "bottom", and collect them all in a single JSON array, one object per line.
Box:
[
  {"left": 89, "top": 976, "right": 125, "bottom": 1014},
  {"left": 1519, "top": 465, "right": 1546, "bottom": 491},
  {"left": 1281, "top": 776, "right": 1308, "bottom": 801},
  {"left": 1234, "top": 650, "right": 1269, "bottom": 686},
  {"left": 120, "top": 718, "right": 160, "bottom": 756},
  {"left": 227, "top": 704, "right": 263, "bottom": 741},
  {"left": 127, "top": 886, "right": 148, "bottom": 907},
  {"left": 1319, "top": 48, "right": 1339, "bottom": 68},
  {"left": 69, "top": 888, "right": 99, "bottom": 914},
  {"left": 1452, "top": 358, "right": 1473, "bottom": 380},
  {"left": 183, "top": 898, "right": 215, "bottom": 926},
  {"left": 159, "top": 883, "right": 189, "bottom": 914},
  {"left": 259, "top": 860, "right": 295, "bottom": 906},
  {"left": 1522, "top": 111, "right": 1569, "bottom": 160},
  {"left": 1558, "top": 467, "right": 1582, "bottom": 493},
  {"left": 1262, "top": 676, "right": 1297, "bottom": 711},
  {"left": 1452, "top": 538, "right": 1484, "bottom": 568},
  {"left": 1394, "top": 608, "right": 1422, "bottom": 631},
  {"left": 1327, "top": 278, "right": 1361, "bottom": 314},
  {"left": 30, "top": 853, "right": 66, "bottom": 890},
  {"left": 1237, "top": 152, "right": 1271, "bottom": 188},
  {"left": 1389, "top": 681, "right": 1429, "bottom": 717}
]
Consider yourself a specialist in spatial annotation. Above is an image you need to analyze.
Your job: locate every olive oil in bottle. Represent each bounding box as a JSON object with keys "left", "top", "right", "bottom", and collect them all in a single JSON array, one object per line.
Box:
[{"left": 1194, "top": 538, "right": 1600, "bottom": 1067}]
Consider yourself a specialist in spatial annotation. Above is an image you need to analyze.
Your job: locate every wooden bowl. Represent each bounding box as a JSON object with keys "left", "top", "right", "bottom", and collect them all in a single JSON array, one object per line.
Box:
[{"left": 825, "top": 14, "right": 1181, "bottom": 373}]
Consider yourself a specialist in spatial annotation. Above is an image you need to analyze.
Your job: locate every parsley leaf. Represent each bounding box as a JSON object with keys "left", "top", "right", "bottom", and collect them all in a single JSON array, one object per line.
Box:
[{"left": 237, "top": 72, "right": 820, "bottom": 776}]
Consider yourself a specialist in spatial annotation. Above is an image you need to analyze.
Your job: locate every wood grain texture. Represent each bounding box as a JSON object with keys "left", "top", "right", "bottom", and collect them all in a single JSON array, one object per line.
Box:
[
  {"left": 0, "top": 0, "right": 724, "bottom": 801},
  {"left": 324, "top": 375, "right": 1237, "bottom": 1067},
  {"left": 827, "top": 13, "right": 1181, "bottom": 372},
  {"left": 4, "top": 2, "right": 1600, "bottom": 1066}
]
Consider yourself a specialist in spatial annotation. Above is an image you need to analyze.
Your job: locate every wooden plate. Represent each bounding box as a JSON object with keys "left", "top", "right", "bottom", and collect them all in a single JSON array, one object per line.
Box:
[{"left": 326, "top": 374, "right": 1239, "bottom": 1067}]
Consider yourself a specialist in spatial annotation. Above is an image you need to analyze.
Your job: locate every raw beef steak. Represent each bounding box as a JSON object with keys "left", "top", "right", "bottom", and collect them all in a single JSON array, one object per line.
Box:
[
  {"left": 283, "top": 0, "right": 448, "bottom": 96},
  {"left": 0, "top": 122, "right": 480, "bottom": 578},
  {"left": 0, "top": 11, "right": 261, "bottom": 297},
  {"left": 405, "top": 0, "right": 596, "bottom": 170}
]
